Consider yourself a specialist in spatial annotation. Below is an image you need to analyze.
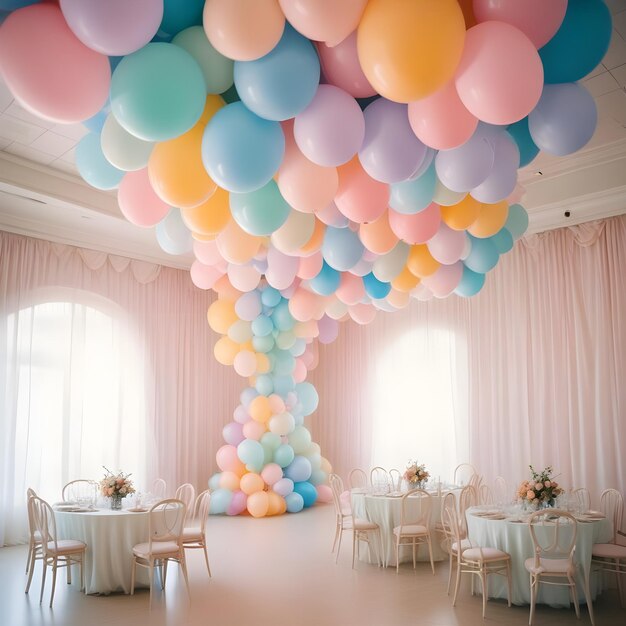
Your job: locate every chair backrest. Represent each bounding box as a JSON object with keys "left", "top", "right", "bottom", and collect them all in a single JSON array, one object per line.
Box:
[
  {"left": 148, "top": 499, "right": 186, "bottom": 549},
  {"left": 31, "top": 496, "right": 57, "bottom": 556},
  {"left": 370, "top": 466, "right": 389, "bottom": 493},
  {"left": 527, "top": 509, "right": 577, "bottom": 569},
  {"left": 493, "top": 476, "right": 508, "bottom": 504},
  {"left": 348, "top": 468, "right": 367, "bottom": 490},
  {"left": 600, "top": 488, "right": 624, "bottom": 543},
  {"left": 62, "top": 479, "right": 97, "bottom": 503},
  {"left": 27, "top": 487, "right": 37, "bottom": 499},
  {"left": 468, "top": 473, "right": 483, "bottom": 490},
  {"left": 453, "top": 463, "right": 477, "bottom": 486},
  {"left": 191, "top": 490, "right": 211, "bottom": 533},
  {"left": 400, "top": 489, "right": 432, "bottom": 528},
  {"left": 572, "top": 487, "right": 591, "bottom": 513},
  {"left": 388, "top": 468, "right": 402, "bottom": 491},
  {"left": 439, "top": 492, "right": 457, "bottom": 545},
  {"left": 329, "top": 473, "right": 346, "bottom": 517},
  {"left": 152, "top": 478, "right": 167, "bottom": 499},
  {"left": 26, "top": 493, "right": 39, "bottom": 540},
  {"left": 175, "top": 483, "right": 196, "bottom": 517},
  {"left": 444, "top": 504, "right": 464, "bottom": 547},
  {"left": 459, "top": 485, "right": 478, "bottom": 535},
  {"left": 479, "top": 484, "right": 493, "bottom": 505}
]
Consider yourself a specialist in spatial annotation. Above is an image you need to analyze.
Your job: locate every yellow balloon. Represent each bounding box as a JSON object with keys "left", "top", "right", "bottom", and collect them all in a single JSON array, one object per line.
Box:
[
  {"left": 216, "top": 219, "right": 263, "bottom": 265},
  {"left": 407, "top": 244, "right": 439, "bottom": 278},
  {"left": 357, "top": 0, "right": 466, "bottom": 102},
  {"left": 247, "top": 491, "right": 270, "bottom": 518},
  {"left": 256, "top": 353, "right": 271, "bottom": 374},
  {"left": 213, "top": 336, "right": 239, "bottom": 365},
  {"left": 391, "top": 265, "right": 420, "bottom": 292},
  {"left": 198, "top": 94, "right": 225, "bottom": 125},
  {"left": 240, "top": 472, "right": 265, "bottom": 496},
  {"left": 220, "top": 471, "right": 240, "bottom": 491},
  {"left": 467, "top": 200, "right": 509, "bottom": 238},
  {"left": 440, "top": 195, "right": 482, "bottom": 231},
  {"left": 249, "top": 395, "right": 272, "bottom": 424},
  {"left": 207, "top": 299, "right": 238, "bottom": 334},
  {"left": 181, "top": 186, "right": 230, "bottom": 236},
  {"left": 267, "top": 491, "right": 284, "bottom": 516}
]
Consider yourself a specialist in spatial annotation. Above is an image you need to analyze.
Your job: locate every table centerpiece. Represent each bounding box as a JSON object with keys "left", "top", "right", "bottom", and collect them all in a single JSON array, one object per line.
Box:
[
  {"left": 517, "top": 465, "right": 563, "bottom": 509},
  {"left": 99, "top": 466, "right": 135, "bottom": 510}
]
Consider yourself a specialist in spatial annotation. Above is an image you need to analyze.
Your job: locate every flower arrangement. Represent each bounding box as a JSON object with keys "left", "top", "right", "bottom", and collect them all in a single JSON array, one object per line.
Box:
[
  {"left": 403, "top": 460, "right": 429, "bottom": 487},
  {"left": 517, "top": 465, "right": 563, "bottom": 507},
  {"left": 99, "top": 466, "right": 135, "bottom": 502}
]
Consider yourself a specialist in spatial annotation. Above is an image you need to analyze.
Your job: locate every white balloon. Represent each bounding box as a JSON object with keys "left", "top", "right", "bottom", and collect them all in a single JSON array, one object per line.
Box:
[{"left": 101, "top": 113, "right": 153, "bottom": 171}]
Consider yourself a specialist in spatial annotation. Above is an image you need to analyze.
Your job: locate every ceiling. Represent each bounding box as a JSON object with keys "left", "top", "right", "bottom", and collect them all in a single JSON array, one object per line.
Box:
[{"left": 1, "top": 1, "right": 626, "bottom": 270}]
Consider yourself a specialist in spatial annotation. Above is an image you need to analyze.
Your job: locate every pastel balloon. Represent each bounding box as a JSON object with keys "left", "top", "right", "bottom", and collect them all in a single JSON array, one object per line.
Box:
[
  {"left": 111, "top": 43, "right": 206, "bottom": 141},
  {"left": 172, "top": 26, "right": 234, "bottom": 94},
  {"left": 118, "top": 168, "right": 170, "bottom": 227},
  {"left": 190, "top": 261, "right": 224, "bottom": 290},
  {"left": 101, "top": 114, "right": 154, "bottom": 172},
  {"left": 202, "top": 102, "right": 285, "bottom": 193},
  {"left": 156, "top": 210, "right": 193, "bottom": 255},
  {"left": 407, "top": 244, "right": 440, "bottom": 278},
  {"left": 464, "top": 235, "right": 499, "bottom": 273},
  {"left": 421, "top": 262, "right": 463, "bottom": 298},
  {"left": 273, "top": 477, "right": 294, "bottom": 497},
  {"left": 294, "top": 85, "right": 365, "bottom": 167},
  {"left": 471, "top": 133, "right": 520, "bottom": 204},
  {"left": 230, "top": 180, "right": 291, "bottom": 236},
  {"left": 426, "top": 223, "right": 467, "bottom": 265},
  {"left": 408, "top": 80, "right": 478, "bottom": 150},
  {"left": 433, "top": 180, "right": 468, "bottom": 207},
  {"left": 272, "top": 211, "right": 316, "bottom": 255},
  {"left": 285, "top": 491, "right": 304, "bottom": 513},
  {"left": 0, "top": 4, "right": 110, "bottom": 123},
  {"left": 233, "top": 350, "right": 257, "bottom": 377},
  {"left": 316, "top": 32, "right": 376, "bottom": 98},
  {"left": 240, "top": 472, "right": 265, "bottom": 495},
  {"left": 226, "top": 490, "right": 248, "bottom": 516},
  {"left": 322, "top": 227, "right": 364, "bottom": 272},
  {"left": 357, "top": 0, "right": 466, "bottom": 102},
  {"left": 208, "top": 299, "right": 238, "bottom": 334},
  {"left": 293, "top": 481, "right": 317, "bottom": 508},
  {"left": 295, "top": 382, "right": 319, "bottom": 415},
  {"left": 284, "top": 456, "right": 312, "bottom": 483},
  {"left": 59, "top": 0, "right": 163, "bottom": 56},
  {"left": 76, "top": 133, "right": 124, "bottom": 191},
  {"left": 216, "top": 444, "right": 246, "bottom": 474},
  {"left": 468, "top": 201, "right": 509, "bottom": 239},
  {"left": 491, "top": 228, "right": 514, "bottom": 255},
  {"left": 455, "top": 21, "right": 543, "bottom": 125},
  {"left": 363, "top": 272, "right": 391, "bottom": 300},
  {"left": 504, "top": 204, "right": 529, "bottom": 240},
  {"left": 214, "top": 336, "right": 239, "bottom": 365},
  {"left": 220, "top": 470, "right": 241, "bottom": 491},
  {"left": 237, "top": 439, "right": 264, "bottom": 471},
  {"left": 506, "top": 118, "right": 539, "bottom": 168},
  {"left": 181, "top": 187, "right": 230, "bottom": 237},
  {"left": 528, "top": 83, "right": 597, "bottom": 157},
  {"left": 228, "top": 264, "right": 262, "bottom": 293},
  {"left": 261, "top": 287, "right": 282, "bottom": 308},
  {"left": 216, "top": 220, "right": 263, "bottom": 264},
  {"left": 358, "top": 99, "right": 427, "bottom": 184},
  {"left": 388, "top": 204, "right": 441, "bottom": 245},
  {"left": 539, "top": 0, "right": 612, "bottom": 84},
  {"left": 391, "top": 267, "right": 420, "bottom": 293},
  {"left": 235, "top": 24, "right": 320, "bottom": 121},
  {"left": 209, "top": 488, "right": 232, "bottom": 514},
  {"left": 160, "top": 0, "right": 204, "bottom": 36},
  {"left": 317, "top": 484, "right": 333, "bottom": 504},
  {"left": 454, "top": 266, "right": 485, "bottom": 298},
  {"left": 289, "top": 288, "right": 320, "bottom": 322},
  {"left": 359, "top": 212, "right": 399, "bottom": 255},
  {"left": 309, "top": 262, "right": 341, "bottom": 297},
  {"left": 372, "top": 242, "right": 409, "bottom": 283},
  {"left": 473, "top": 0, "right": 567, "bottom": 49},
  {"left": 203, "top": 0, "right": 285, "bottom": 62},
  {"left": 274, "top": 443, "right": 295, "bottom": 468},
  {"left": 317, "top": 315, "right": 339, "bottom": 345},
  {"left": 315, "top": 201, "right": 349, "bottom": 228},
  {"left": 269, "top": 412, "right": 296, "bottom": 436},
  {"left": 235, "top": 290, "right": 263, "bottom": 321},
  {"left": 265, "top": 247, "right": 300, "bottom": 291},
  {"left": 247, "top": 491, "right": 270, "bottom": 517},
  {"left": 440, "top": 195, "right": 481, "bottom": 231},
  {"left": 271, "top": 299, "right": 296, "bottom": 331},
  {"left": 390, "top": 163, "right": 437, "bottom": 214},
  {"left": 336, "top": 272, "right": 365, "bottom": 306}
]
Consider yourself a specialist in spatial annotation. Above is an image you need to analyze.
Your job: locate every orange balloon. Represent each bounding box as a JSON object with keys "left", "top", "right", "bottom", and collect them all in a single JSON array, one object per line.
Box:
[
  {"left": 213, "top": 336, "right": 239, "bottom": 365},
  {"left": 181, "top": 187, "right": 230, "bottom": 236},
  {"left": 207, "top": 299, "right": 238, "bottom": 334},
  {"left": 357, "top": 0, "right": 466, "bottom": 102},
  {"left": 387, "top": 288, "right": 410, "bottom": 309},
  {"left": 216, "top": 219, "right": 263, "bottom": 264},
  {"left": 214, "top": 274, "right": 243, "bottom": 300},
  {"left": 467, "top": 200, "right": 509, "bottom": 238},
  {"left": 256, "top": 353, "right": 271, "bottom": 374},
  {"left": 391, "top": 266, "right": 421, "bottom": 292},
  {"left": 192, "top": 232, "right": 217, "bottom": 242},
  {"left": 249, "top": 395, "right": 272, "bottom": 423},
  {"left": 359, "top": 211, "right": 399, "bottom": 255},
  {"left": 440, "top": 195, "right": 482, "bottom": 231},
  {"left": 198, "top": 94, "right": 225, "bottom": 125},
  {"left": 267, "top": 491, "right": 285, "bottom": 516},
  {"left": 407, "top": 244, "right": 440, "bottom": 278},
  {"left": 298, "top": 218, "right": 325, "bottom": 255}
]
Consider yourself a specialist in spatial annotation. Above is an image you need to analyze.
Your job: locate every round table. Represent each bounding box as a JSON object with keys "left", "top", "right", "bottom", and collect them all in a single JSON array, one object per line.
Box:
[
  {"left": 465, "top": 506, "right": 613, "bottom": 607},
  {"left": 55, "top": 507, "right": 150, "bottom": 594},
  {"left": 351, "top": 489, "right": 453, "bottom": 567}
]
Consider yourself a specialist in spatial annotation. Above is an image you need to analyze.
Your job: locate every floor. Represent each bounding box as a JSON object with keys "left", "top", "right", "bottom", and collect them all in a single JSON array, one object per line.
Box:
[{"left": 0, "top": 504, "right": 623, "bottom": 626}]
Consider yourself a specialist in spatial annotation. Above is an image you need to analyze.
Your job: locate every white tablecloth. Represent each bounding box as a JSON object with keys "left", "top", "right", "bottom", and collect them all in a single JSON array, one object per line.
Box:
[
  {"left": 55, "top": 508, "right": 150, "bottom": 594},
  {"left": 466, "top": 506, "right": 613, "bottom": 607},
  {"left": 351, "top": 490, "right": 452, "bottom": 567}
]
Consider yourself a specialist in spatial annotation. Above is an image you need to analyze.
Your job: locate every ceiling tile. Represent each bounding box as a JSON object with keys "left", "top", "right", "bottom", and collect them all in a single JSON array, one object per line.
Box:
[
  {"left": 610, "top": 63, "right": 626, "bottom": 86},
  {"left": 605, "top": 0, "right": 626, "bottom": 15},
  {"left": 0, "top": 80, "right": 13, "bottom": 113},
  {"left": 0, "top": 115, "right": 46, "bottom": 144},
  {"left": 613, "top": 9, "right": 626, "bottom": 38},
  {"left": 49, "top": 159, "right": 79, "bottom": 175},
  {"left": 49, "top": 122, "right": 87, "bottom": 142},
  {"left": 603, "top": 29, "right": 626, "bottom": 69},
  {"left": 584, "top": 63, "right": 606, "bottom": 79},
  {"left": 30, "top": 131, "right": 77, "bottom": 157},
  {"left": 583, "top": 71, "right": 620, "bottom": 96},
  {"left": 4, "top": 102, "right": 56, "bottom": 129},
  {"left": 4, "top": 142, "right": 56, "bottom": 165},
  {"left": 595, "top": 88, "right": 626, "bottom": 126},
  {"left": 59, "top": 146, "right": 76, "bottom": 163}
]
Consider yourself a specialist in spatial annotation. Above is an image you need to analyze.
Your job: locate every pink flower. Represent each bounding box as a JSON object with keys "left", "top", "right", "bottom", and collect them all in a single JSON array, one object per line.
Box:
[
  {"left": 535, "top": 482, "right": 543, "bottom": 490},
  {"left": 544, "top": 481, "right": 551, "bottom": 488},
  {"left": 527, "top": 491, "right": 535, "bottom": 500}
]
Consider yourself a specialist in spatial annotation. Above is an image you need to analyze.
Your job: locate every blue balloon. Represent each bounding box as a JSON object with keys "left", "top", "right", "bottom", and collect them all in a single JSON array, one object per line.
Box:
[
  {"left": 75, "top": 133, "right": 124, "bottom": 191},
  {"left": 291, "top": 338, "right": 306, "bottom": 357},
  {"left": 237, "top": 439, "right": 264, "bottom": 472},
  {"left": 295, "top": 382, "right": 318, "bottom": 416},
  {"left": 491, "top": 228, "right": 514, "bottom": 254},
  {"left": 309, "top": 261, "right": 340, "bottom": 296},
  {"left": 209, "top": 488, "right": 232, "bottom": 514},
  {"left": 240, "top": 387, "right": 258, "bottom": 407},
  {"left": 255, "top": 374, "right": 274, "bottom": 396},
  {"left": 540, "top": 0, "right": 612, "bottom": 84},
  {"left": 230, "top": 180, "right": 291, "bottom": 235},
  {"left": 274, "top": 443, "right": 295, "bottom": 468},
  {"left": 293, "top": 481, "right": 318, "bottom": 508},
  {"left": 208, "top": 473, "right": 221, "bottom": 491},
  {"left": 234, "top": 24, "right": 319, "bottom": 121},
  {"left": 252, "top": 335, "right": 275, "bottom": 353},
  {"left": 271, "top": 300, "right": 295, "bottom": 331},
  {"left": 273, "top": 351, "right": 296, "bottom": 377},
  {"left": 464, "top": 235, "right": 499, "bottom": 274},
  {"left": 389, "top": 162, "right": 437, "bottom": 214},
  {"left": 261, "top": 287, "right": 282, "bottom": 308},
  {"left": 285, "top": 491, "right": 304, "bottom": 513},
  {"left": 251, "top": 314, "right": 274, "bottom": 337},
  {"left": 322, "top": 227, "right": 365, "bottom": 271},
  {"left": 454, "top": 266, "right": 485, "bottom": 298},
  {"left": 363, "top": 272, "right": 391, "bottom": 300},
  {"left": 202, "top": 102, "right": 285, "bottom": 193},
  {"left": 82, "top": 103, "right": 110, "bottom": 134},
  {"left": 160, "top": 0, "right": 204, "bottom": 37},
  {"left": 506, "top": 118, "right": 539, "bottom": 168},
  {"left": 504, "top": 204, "right": 529, "bottom": 240},
  {"left": 284, "top": 456, "right": 312, "bottom": 482},
  {"left": 273, "top": 375, "right": 295, "bottom": 396}
]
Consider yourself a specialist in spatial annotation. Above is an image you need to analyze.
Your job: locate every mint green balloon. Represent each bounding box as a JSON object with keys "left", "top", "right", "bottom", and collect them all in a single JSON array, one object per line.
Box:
[
  {"left": 111, "top": 42, "right": 206, "bottom": 141},
  {"left": 172, "top": 26, "right": 234, "bottom": 95},
  {"left": 230, "top": 180, "right": 291, "bottom": 236}
]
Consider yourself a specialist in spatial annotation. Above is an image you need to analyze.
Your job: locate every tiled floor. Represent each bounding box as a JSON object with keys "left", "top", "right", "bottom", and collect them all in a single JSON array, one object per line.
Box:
[{"left": 0, "top": 503, "right": 623, "bottom": 626}]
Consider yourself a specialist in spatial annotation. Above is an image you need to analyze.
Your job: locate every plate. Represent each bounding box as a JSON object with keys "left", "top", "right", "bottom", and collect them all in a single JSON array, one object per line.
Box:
[
  {"left": 584, "top": 513, "right": 605, "bottom": 520},
  {"left": 127, "top": 507, "right": 148, "bottom": 513}
]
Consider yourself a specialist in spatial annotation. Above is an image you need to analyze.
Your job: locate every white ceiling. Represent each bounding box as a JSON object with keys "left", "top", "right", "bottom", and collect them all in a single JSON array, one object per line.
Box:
[{"left": 1, "top": 2, "right": 626, "bottom": 269}]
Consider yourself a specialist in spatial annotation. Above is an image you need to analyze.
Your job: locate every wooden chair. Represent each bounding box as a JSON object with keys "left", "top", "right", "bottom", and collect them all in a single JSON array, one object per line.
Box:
[
  {"left": 25, "top": 487, "right": 41, "bottom": 582},
  {"left": 348, "top": 468, "right": 367, "bottom": 490},
  {"left": 392, "top": 489, "right": 434, "bottom": 574},
  {"left": 182, "top": 490, "right": 212, "bottom": 577},
  {"left": 453, "top": 463, "right": 477, "bottom": 486},
  {"left": 174, "top": 483, "right": 196, "bottom": 523},
  {"left": 329, "top": 473, "right": 352, "bottom": 563},
  {"left": 62, "top": 479, "right": 97, "bottom": 504}
]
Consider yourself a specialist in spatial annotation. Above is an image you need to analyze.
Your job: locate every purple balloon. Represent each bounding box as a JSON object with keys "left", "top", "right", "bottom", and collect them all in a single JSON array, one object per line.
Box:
[
  {"left": 317, "top": 315, "right": 339, "bottom": 344},
  {"left": 427, "top": 223, "right": 467, "bottom": 266},
  {"left": 409, "top": 147, "right": 436, "bottom": 181},
  {"left": 273, "top": 477, "right": 295, "bottom": 497},
  {"left": 294, "top": 84, "right": 365, "bottom": 167},
  {"left": 358, "top": 99, "right": 427, "bottom": 184},
  {"left": 471, "top": 132, "right": 520, "bottom": 203},
  {"left": 226, "top": 490, "right": 248, "bottom": 516},
  {"left": 235, "top": 290, "right": 263, "bottom": 321},
  {"left": 223, "top": 421, "right": 245, "bottom": 446}
]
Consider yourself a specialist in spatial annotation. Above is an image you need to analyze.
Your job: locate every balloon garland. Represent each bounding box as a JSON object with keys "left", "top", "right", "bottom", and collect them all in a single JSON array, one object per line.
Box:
[{"left": 0, "top": 0, "right": 612, "bottom": 517}]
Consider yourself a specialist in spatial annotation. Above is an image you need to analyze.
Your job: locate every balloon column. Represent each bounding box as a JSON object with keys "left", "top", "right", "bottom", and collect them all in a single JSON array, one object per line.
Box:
[{"left": 0, "top": 1, "right": 612, "bottom": 515}]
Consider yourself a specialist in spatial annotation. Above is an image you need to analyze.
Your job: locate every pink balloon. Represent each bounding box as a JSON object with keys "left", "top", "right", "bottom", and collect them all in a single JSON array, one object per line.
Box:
[
  {"left": 261, "top": 463, "right": 283, "bottom": 486},
  {"left": 336, "top": 272, "right": 365, "bottom": 306},
  {"left": 243, "top": 420, "right": 267, "bottom": 441},
  {"left": 223, "top": 421, "right": 245, "bottom": 446},
  {"left": 316, "top": 484, "right": 333, "bottom": 504},
  {"left": 234, "top": 350, "right": 257, "bottom": 377},
  {"left": 293, "top": 358, "right": 307, "bottom": 383},
  {"left": 190, "top": 260, "right": 225, "bottom": 290},
  {"left": 388, "top": 203, "right": 441, "bottom": 245},
  {"left": 349, "top": 303, "right": 376, "bottom": 325},
  {"left": 0, "top": 4, "right": 110, "bottom": 124},
  {"left": 316, "top": 31, "right": 376, "bottom": 98},
  {"left": 277, "top": 120, "right": 339, "bottom": 214},
  {"left": 265, "top": 247, "right": 299, "bottom": 290},
  {"left": 226, "top": 490, "right": 248, "bottom": 516},
  {"left": 60, "top": 0, "right": 163, "bottom": 56},
  {"left": 421, "top": 262, "right": 463, "bottom": 298},
  {"left": 228, "top": 264, "right": 262, "bottom": 292},
  {"left": 289, "top": 288, "right": 320, "bottom": 322},
  {"left": 268, "top": 394, "right": 286, "bottom": 414},
  {"left": 279, "top": 0, "right": 367, "bottom": 47},
  {"left": 426, "top": 223, "right": 467, "bottom": 265},
  {"left": 216, "top": 445, "right": 244, "bottom": 472},
  {"left": 233, "top": 404, "right": 252, "bottom": 424},
  {"left": 455, "top": 21, "right": 543, "bottom": 125},
  {"left": 297, "top": 252, "right": 324, "bottom": 280},
  {"left": 315, "top": 201, "right": 349, "bottom": 228},
  {"left": 193, "top": 239, "right": 225, "bottom": 266},
  {"left": 473, "top": 0, "right": 567, "bottom": 49},
  {"left": 335, "top": 158, "right": 389, "bottom": 224},
  {"left": 294, "top": 85, "right": 365, "bottom": 167},
  {"left": 118, "top": 168, "right": 170, "bottom": 227},
  {"left": 318, "top": 315, "right": 339, "bottom": 344},
  {"left": 408, "top": 81, "right": 478, "bottom": 150}
]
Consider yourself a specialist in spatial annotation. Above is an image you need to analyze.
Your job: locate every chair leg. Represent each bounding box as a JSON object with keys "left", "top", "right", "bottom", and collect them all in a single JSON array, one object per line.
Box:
[
  {"left": 148, "top": 563, "right": 154, "bottom": 610},
  {"left": 452, "top": 559, "right": 462, "bottom": 607},
  {"left": 335, "top": 527, "right": 343, "bottom": 564},
  {"left": 616, "top": 560, "right": 624, "bottom": 607},
  {"left": 130, "top": 558, "right": 136, "bottom": 595},
  {"left": 66, "top": 556, "right": 72, "bottom": 584},
  {"left": 568, "top": 574, "right": 580, "bottom": 618},
  {"left": 395, "top": 538, "right": 400, "bottom": 574},
  {"left": 447, "top": 551, "right": 454, "bottom": 595},
  {"left": 412, "top": 540, "right": 417, "bottom": 570},
  {"left": 39, "top": 561, "right": 47, "bottom": 605},
  {"left": 480, "top": 569, "right": 487, "bottom": 619},
  {"left": 506, "top": 561, "right": 512, "bottom": 608},
  {"left": 331, "top": 520, "right": 340, "bottom": 553},
  {"left": 25, "top": 549, "right": 37, "bottom": 593},
  {"left": 180, "top": 556, "right": 190, "bottom": 599},
  {"left": 202, "top": 542, "right": 212, "bottom": 577},
  {"left": 529, "top": 574, "right": 537, "bottom": 626},
  {"left": 427, "top": 537, "right": 435, "bottom": 575},
  {"left": 352, "top": 531, "right": 357, "bottom": 569},
  {"left": 582, "top": 568, "right": 595, "bottom": 626},
  {"left": 49, "top": 560, "right": 58, "bottom": 608},
  {"left": 25, "top": 541, "right": 33, "bottom": 574}
]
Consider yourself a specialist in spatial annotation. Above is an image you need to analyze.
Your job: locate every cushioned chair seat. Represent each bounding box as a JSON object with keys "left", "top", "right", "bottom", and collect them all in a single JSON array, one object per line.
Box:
[
  {"left": 393, "top": 524, "right": 428, "bottom": 535},
  {"left": 524, "top": 556, "right": 574, "bottom": 575},
  {"left": 592, "top": 543, "right": 626, "bottom": 559},
  {"left": 182, "top": 527, "right": 202, "bottom": 542},
  {"left": 354, "top": 517, "right": 378, "bottom": 530},
  {"left": 133, "top": 541, "right": 180, "bottom": 558},
  {"left": 46, "top": 539, "right": 85, "bottom": 554},
  {"left": 451, "top": 538, "right": 472, "bottom": 553},
  {"left": 463, "top": 546, "right": 509, "bottom": 561}
]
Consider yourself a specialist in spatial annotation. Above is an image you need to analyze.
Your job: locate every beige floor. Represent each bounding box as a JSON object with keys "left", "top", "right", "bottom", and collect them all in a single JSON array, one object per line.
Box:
[{"left": 0, "top": 503, "right": 623, "bottom": 626}]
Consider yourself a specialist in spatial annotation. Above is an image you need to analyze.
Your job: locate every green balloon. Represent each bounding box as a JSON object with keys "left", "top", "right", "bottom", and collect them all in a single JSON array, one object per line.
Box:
[
  {"left": 111, "top": 43, "right": 206, "bottom": 142},
  {"left": 230, "top": 180, "right": 291, "bottom": 236},
  {"left": 172, "top": 26, "right": 234, "bottom": 95}
]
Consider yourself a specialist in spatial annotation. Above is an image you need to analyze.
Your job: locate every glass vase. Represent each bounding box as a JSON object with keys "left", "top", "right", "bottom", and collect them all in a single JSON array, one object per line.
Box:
[{"left": 110, "top": 495, "right": 123, "bottom": 510}]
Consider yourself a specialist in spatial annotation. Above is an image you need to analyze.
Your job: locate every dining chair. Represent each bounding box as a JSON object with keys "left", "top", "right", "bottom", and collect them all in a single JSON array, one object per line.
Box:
[
  {"left": 453, "top": 463, "right": 477, "bottom": 486},
  {"left": 447, "top": 507, "right": 512, "bottom": 619},
  {"left": 525, "top": 509, "right": 594, "bottom": 626},
  {"left": 62, "top": 479, "right": 98, "bottom": 504},
  {"left": 152, "top": 478, "right": 167, "bottom": 499},
  {"left": 392, "top": 488, "right": 434, "bottom": 574},
  {"left": 439, "top": 492, "right": 471, "bottom": 595},
  {"left": 329, "top": 473, "right": 352, "bottom": 563},
  {"left": 458, "top": 484, "right": 478, "bottom": 537},
  {"left": 494, "top": 476, "right": 508, "bottom": 505},
  {"left": 388, "top": 468, "right": 402, "bottom": 492},
  {"left": 479, "top": 484, "right": 494, "bottom": 505},
  {"left": 572, "top": 487, "right": 591, "bottom": 513},
  {"left": 348, "top": 468, "right": 368, "bottom": 490},
  {"left": 182, "top": 489, "right": 212, "bottom": 577},
  {"left": 25, "top": 487, "right": 41, "bottom": 577},
  {"left": 370, "top": 466, "right": 389, "bottom": 493},
  {"left": 175, "top": 483, "right": 196, "bottom": 523},
  {"left": 350, "top": 508, "right": 382, "bottom": 569},
  {"left": 589, "top": 488, "right": 626, "bottom": 609},
  {"left": 130, "top": 498, "right": 189, "bottom": 607},
  {"left": 468, "top": 473, "right": 483, "bottom": 491},
  {"left": 28, "top": 496, "right": 86, "bottom": 607}
]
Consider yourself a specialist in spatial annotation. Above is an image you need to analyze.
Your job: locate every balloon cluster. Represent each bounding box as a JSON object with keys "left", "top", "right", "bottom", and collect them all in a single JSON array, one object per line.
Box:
[{"left": 207, "top": 284, "right": 334, "bottom": 517}]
